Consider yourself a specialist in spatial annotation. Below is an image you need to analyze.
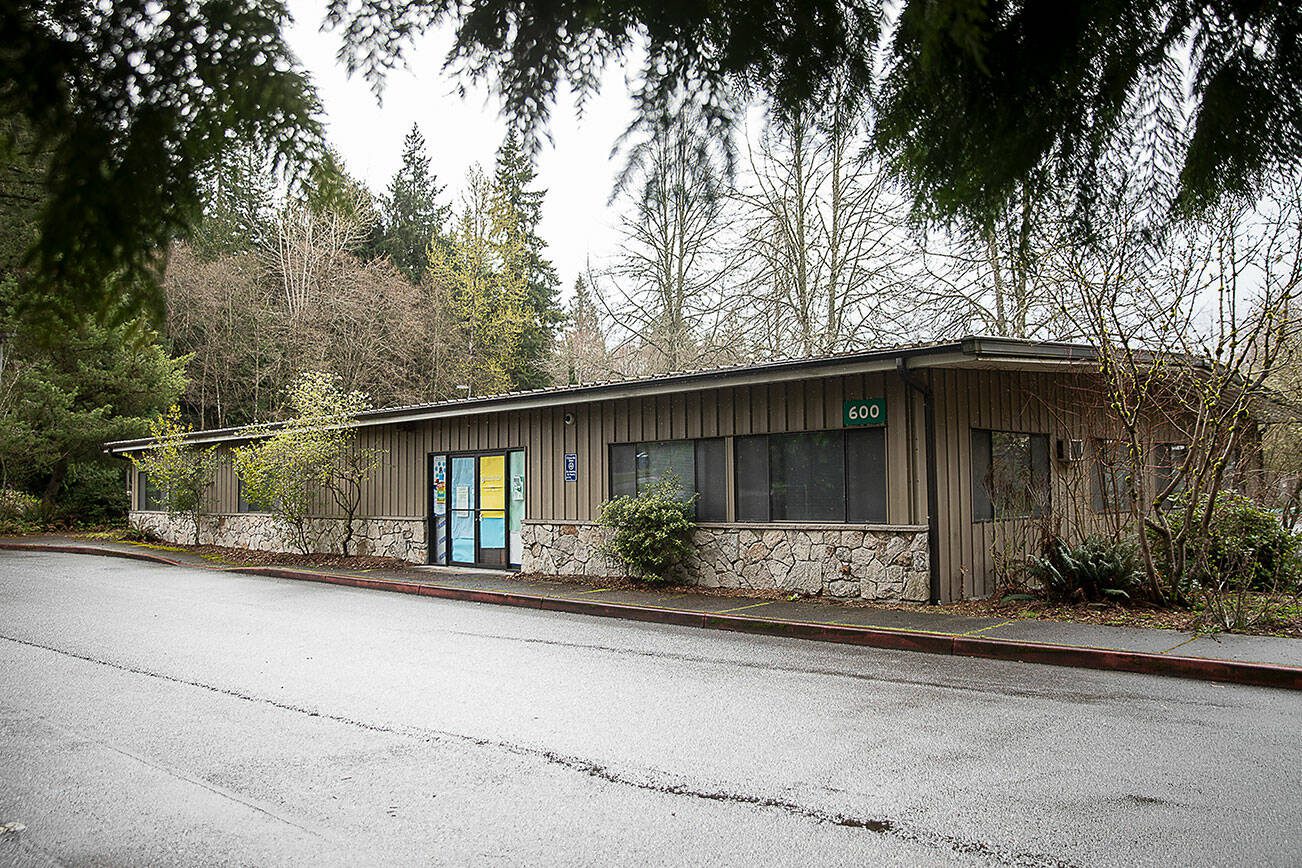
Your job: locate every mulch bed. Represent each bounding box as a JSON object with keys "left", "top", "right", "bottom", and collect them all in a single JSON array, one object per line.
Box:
[
  {"left": 73, "top": 533, "right": 412, "bottom": 572},
  {"left": 522, "top": 570, "right": 1301, "bottom": 637}
]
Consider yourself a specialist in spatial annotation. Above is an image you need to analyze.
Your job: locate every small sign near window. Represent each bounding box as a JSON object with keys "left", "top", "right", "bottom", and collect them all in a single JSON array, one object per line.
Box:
[
  {"left": 843, "top": 398, "right": 886, "bottom": 427},
  {"left": 564, "top": 452, "right": 578, "bottom": 482}
]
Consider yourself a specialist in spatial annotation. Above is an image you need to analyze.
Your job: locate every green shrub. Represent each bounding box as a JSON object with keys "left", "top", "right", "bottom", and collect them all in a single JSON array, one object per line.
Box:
[
  {"left": 596, "top": 475, "right": 697, "bottom": 584},
  {"left": 54, "top": 460, "right": 130, "bottom": 526},
  {"left": 1152, "top": 492, "right": 1302, "bottom": 592},
  {"left": 1027, "top": 535, "right": 1143, "bottom": 603},
  {"left": 0, "top": 488, "right": 41, "bottom": 535}
]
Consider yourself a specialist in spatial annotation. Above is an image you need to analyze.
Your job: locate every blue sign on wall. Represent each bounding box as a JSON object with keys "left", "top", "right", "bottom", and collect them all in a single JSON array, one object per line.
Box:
[{"left": 564, "top": 452, "right": 578, "bottom": 482}]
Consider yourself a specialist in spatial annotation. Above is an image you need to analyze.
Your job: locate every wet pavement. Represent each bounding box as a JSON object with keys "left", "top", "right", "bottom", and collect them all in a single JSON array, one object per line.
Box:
[
  {"left": 12, "top": 535, "right": 1300, "bottom": 668},
  {"left": 1, "top": 549, "right": 1300, "bottom": 865}
]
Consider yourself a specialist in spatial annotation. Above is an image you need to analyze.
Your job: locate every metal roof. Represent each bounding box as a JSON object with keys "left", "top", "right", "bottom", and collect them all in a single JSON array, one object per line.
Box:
[{"left": 104, "top": 335, "right": 1107, "bottom": 453}]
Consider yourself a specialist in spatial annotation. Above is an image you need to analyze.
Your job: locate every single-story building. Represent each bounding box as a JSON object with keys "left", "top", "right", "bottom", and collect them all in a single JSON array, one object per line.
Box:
[{"left": 105, "top": 336, "right": 1203, "bottom": 603}]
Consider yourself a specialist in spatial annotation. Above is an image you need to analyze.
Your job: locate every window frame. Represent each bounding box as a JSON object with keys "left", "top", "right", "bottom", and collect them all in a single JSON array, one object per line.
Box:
[
  {"left": 734, "top": 427, "right": 888, "bottom": 525},
  {"left": 607, "top": 437, "right": 728, "bottom": 522},
  {"left": 1091, "top": 438, "right": 1137, "bottom": 514},
  {"left": 970, "top": 428, "right": 1051, "bottom": 522},
  {"left": 136, "top": 470, "right": 166, "bottom": 512},
  {"left": 1153, "top": 442, "right": 1190, "bottom": 508},
  {"left": 236, "top": 478, "right": 270, "bottom": 514}
]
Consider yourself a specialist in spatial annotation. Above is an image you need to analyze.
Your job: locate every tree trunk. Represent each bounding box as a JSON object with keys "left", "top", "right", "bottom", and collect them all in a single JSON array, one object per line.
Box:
[{"left": 40, "top": 457, "right": 68, "bottom": 516}]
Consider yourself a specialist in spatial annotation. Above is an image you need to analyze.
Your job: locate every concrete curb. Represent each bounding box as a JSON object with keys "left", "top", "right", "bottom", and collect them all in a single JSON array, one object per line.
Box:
[
  {"left": 0, "top": 541, "right": 186, "bottom": 567},
  {"left": 5, "top": 541, "right": 1299, "bottom": 691}
]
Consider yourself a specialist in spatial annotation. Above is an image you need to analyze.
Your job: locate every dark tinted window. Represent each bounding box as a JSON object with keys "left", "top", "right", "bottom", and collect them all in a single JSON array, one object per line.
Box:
[
  {"left": 138, "top": 470, "right": 165, "bottom": 511},
  {"left": 237, "top": 478, "right": 270, "bottom": 513},
  {"left": 846, "top": 428, "right": 887, "bottom": 522},
  {"left": 971, "top": 429, "right": 1051, "bottom": 520},
  {"left": 1092, "top": 439, "right": 1134, "bottom": 513},
  {"left": 694, "top": 438, "right": 727, "bottom": 522},
  {"left": 609, "top": 438, "right": 725, "bottom": 520},
  {"left": 736, "top": 430, "right": 888, "bottom": 524},
  {"left": 770, "top": 431, "right": 845, "bottom": 521},
  {"left": 609, "top": 443, "right": 636, "bottom": 498},
  {"left": 636, "top": 440, "right": 694, "bottom": 497},
  {"left": 1154, "top": 442, "right": 1188, "bottom": 506},
  {"left": 735, "top": 435, "right": 770, "bottom": 521}
]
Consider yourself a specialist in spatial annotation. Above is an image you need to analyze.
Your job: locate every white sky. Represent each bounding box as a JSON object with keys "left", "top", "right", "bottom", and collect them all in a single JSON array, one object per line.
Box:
[{"left": 285, "top": 2, "right": 637, "bottom": 297}]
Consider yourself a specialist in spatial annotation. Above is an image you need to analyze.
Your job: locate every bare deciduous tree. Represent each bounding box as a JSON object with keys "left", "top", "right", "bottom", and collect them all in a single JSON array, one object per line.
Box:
[
  {"left": 915, "top": 184, "right": 1077, "bottom": 340},
  {"left": 597, "top": 105, "right": 742, "bottom": 376},
  {"left": 1058, "top": 182, "right": 1302, "bottom": 619},
  {"left": 262, "top": 190, "right": 375, "bottom": 318},
  {"left": 733, "top": 102, "right": 916, "bottom": 357}
]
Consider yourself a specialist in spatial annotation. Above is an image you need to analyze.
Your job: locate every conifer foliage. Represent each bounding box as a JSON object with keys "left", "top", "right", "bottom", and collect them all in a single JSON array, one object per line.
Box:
[
  {"left": 374, "top": 125, "right": 451, "bottom": 283},
  {"left": 491, "top": 133, "right": 565, "bottom": 389}
]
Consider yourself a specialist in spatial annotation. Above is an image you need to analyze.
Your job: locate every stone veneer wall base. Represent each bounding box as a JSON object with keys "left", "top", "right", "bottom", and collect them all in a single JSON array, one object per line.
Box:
[
  {"left": 520, "top": 522, "right": 930, "bottom": 602},
  {"left": 129, "top": 512, "right": 427, "bottom": 563}
]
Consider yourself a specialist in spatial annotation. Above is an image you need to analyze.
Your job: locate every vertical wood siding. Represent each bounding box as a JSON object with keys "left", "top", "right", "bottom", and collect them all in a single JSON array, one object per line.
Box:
[{"left": 147, "top": 365, "right": 1186, "bottom": 601}]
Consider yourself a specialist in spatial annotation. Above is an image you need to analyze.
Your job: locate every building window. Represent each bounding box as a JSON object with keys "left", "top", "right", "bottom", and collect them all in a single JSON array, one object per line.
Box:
[
  {"left": 1092, "top": 439, "right": 1135, "bottom": 513},
  {"left": 1154, "top": 442, "right": 1189, "bottom": 506},
  {"left": 137, "top": 470, "right": 165, "bottom": 511},
  {"left": 734, "top": 428, "right": 886, "bottom": 523},
  {"left": 608, "top": 438, "right": 726, "bottom": 521},
  {"left": 237, "top": 478, "right": 268, "bottom": 513},
  {"left": 971, "top": 429, "right": 1050, "bottom": 521}
]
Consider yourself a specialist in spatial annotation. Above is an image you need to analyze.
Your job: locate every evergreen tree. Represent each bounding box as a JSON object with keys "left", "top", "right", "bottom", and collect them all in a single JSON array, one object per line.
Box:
[
  {"left": 0, "top": 301, "right": 188, "bottom": 513},
  {"left": 302, "top": 148, "right": 376, "bottom": 228},
  {"left": 374, "top": 125, "right": 450, "bottom": 283},
  {"left": 192, "top": 145, "right": 277, "bottom": 259},
  {"left": 4, "top": 0, "right": 320, "bottom": 318},
  {"left": 0, "top": 119, "right": 44, "bottom": 288},
  {"left": 492, "top": 132, "right": 564, "bottom": 389},
  {"left": 557, "top": 275, "right": 609, "bottom": 385},
  {"left": 0, "top": 125, "right": 188, "bottom": 519},
  {"left": 428, "top": 167, "right": 531, "bottom": 397},
  {"left": 333, "top": 0, "right": 1302, "bottom": 229}
]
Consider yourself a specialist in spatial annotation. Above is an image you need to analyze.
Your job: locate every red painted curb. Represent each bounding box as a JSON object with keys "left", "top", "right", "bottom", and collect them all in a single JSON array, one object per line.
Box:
[{"left": 4, "top": 541, "right": 1299, "bottom": 691}]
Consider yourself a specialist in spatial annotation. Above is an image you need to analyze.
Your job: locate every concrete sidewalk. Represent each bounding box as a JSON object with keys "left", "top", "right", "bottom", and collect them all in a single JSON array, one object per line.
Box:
[{"left": 3, "top": 535, "right": 1300, "bottom": 688}]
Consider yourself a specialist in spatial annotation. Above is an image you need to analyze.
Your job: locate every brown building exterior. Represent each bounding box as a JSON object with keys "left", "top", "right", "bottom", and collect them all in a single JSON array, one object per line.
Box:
[{"left": 107, "top": 337, "right": 1191, "bottom": 603}]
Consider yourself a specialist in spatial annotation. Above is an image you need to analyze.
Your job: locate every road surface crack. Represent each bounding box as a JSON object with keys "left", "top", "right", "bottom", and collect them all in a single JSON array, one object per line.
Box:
[{"left": 2, "top": 631, "right": 1076, "bottom": 867}]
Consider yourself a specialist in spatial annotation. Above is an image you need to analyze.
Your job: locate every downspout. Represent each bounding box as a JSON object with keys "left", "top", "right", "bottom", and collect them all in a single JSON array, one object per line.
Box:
[{"left": 897, "top": 357, "right": 942, "bottom": 605}]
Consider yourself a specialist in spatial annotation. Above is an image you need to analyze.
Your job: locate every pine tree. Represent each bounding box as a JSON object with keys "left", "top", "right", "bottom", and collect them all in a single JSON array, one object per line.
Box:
[
  {"left": 0, "top": 306, "right": 188, "bottom": 511},
  {"left": 492, "top": 132, "right": 564, "bottom": 389},
  {"left": 192, "top": 145, "right": 277, "bottom": 258},
  {"left": 374, "top": 125, "right": 450, "bottom": 282},
  {"left": 558, "top": 275, "right": 609, "bottom": 385}
]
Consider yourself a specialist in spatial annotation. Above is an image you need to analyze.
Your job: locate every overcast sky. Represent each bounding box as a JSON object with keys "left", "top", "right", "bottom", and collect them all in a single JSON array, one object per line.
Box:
[{"left": 285, "top": 2, "right": 639, "bottom": 299}]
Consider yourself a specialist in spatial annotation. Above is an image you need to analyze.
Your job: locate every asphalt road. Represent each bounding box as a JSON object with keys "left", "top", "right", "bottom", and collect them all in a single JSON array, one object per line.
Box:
[{"left": 1, "top": 551, "right": 1299, "bottom": 867}]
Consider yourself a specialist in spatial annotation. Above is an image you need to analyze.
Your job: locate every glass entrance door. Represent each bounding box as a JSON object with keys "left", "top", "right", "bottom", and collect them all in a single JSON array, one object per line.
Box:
[
  {"left": 429, "top": 450, "right": 525, "bottom": 568},
  {"left": 450, "top": 456, "right": 476, "bottom": 563},
  {"left": 478, "top": 454, "right": 507, "bottom": 565}
]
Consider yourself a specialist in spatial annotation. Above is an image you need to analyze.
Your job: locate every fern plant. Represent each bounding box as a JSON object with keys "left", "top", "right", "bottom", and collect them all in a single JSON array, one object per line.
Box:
[{"left": 1028, "top": 536, "right": 1143, "bottom": 604}]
